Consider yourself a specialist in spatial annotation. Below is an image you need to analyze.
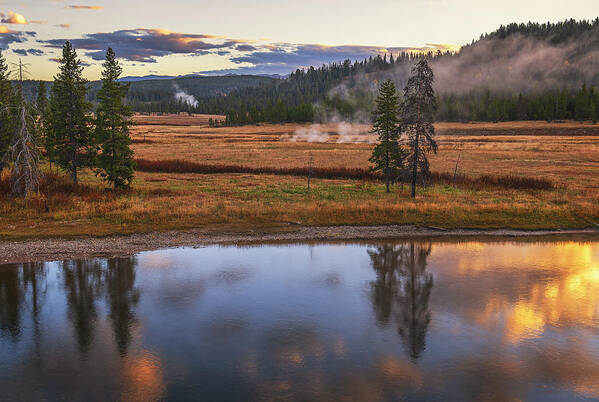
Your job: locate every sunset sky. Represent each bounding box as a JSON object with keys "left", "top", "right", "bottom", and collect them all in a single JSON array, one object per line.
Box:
[{"left": 1, "top": 0, "right": 597, "bottom": 80}]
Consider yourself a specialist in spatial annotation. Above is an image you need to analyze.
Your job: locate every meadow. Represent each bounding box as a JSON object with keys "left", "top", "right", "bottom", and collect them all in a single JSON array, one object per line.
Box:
[{"left": 1, "top": 114, "right": 598, "bottom": 239}]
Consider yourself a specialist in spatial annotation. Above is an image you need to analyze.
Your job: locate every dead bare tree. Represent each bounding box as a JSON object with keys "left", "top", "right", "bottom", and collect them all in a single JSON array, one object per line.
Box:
[{"left": 6, "top": 59, "right": 41, "bottom": 198}]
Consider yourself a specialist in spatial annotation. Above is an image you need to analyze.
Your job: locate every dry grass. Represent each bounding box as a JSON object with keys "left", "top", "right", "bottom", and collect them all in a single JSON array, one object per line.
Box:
[{"left": 1, "top": 114, "right": 598, "bottom": 240}]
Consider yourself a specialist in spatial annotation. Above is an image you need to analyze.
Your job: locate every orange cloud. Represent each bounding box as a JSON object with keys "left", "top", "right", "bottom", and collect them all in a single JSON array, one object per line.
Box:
[{"left": 1, "top": 11, "right": 28, "bottom": 25}]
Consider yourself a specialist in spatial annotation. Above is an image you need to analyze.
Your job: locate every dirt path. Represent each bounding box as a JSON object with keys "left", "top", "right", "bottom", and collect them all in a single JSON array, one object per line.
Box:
[{"left": 1, "top": 225, "right": 597, "bottom": 264}]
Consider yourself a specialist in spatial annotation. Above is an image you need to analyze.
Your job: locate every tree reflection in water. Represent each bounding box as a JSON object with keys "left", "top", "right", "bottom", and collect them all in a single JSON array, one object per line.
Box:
[
  {"left": 105, "top": 257, "right": 140, "bottom": 356},
  {"left": 61, "top": 257, "right": 140, "bottom": 357},
  {"left": 62, "top": 260, "right": 104, "bottom": 356},
  {"left": 368, "top": 243, "right": 433, "bottom": 360},
  {"left": 0, "top": 263, "right": 46, "bottom": 342}
]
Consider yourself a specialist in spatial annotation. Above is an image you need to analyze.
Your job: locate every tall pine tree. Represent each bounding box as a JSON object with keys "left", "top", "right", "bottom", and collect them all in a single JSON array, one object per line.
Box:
[
  {"left": 369, "top": 80, "right": 405, "bottom": 193},
  {"left": 35, "top": 81, "right": 50, "bottom": 164},
  {"left": 36, "top": 81, "right": 47, "bottom": 117},
  {"left": 94, "top": 48, "right": 135, "bottom": 189},
  {"left": 0, "top": 50, "right": 15, "bottom": 172},
  {"left": 401, "top": 59, "right": 438, "bottom": 198},
  {"left": 47, "top": 41, "right": 93, "bottom": 185}
]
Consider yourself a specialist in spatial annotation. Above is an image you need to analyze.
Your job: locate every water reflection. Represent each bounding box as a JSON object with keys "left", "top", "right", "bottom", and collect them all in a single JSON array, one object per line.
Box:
[
  {"left": 105, "top": 258, "right": 140, "bottom": 356},
  {"left": 61, "top": 257, "right": 139, "bottom": 357},
  {"left": 62, "top": 260, "right": 104, "bottom": 355},
  {"left": 0, "top": 262, "right": 46, "bottom": 341},
  {"left": 369, "top": 243, "right": 433, "bottom": 360},
  {"left": 1, "top": 241, "right": 599, "bottom": 401}
]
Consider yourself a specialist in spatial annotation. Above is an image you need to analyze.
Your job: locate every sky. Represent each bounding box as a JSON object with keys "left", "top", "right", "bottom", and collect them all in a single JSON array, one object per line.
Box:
[{"left": 0, "top": 0, "right": 597, "bottom": 80}]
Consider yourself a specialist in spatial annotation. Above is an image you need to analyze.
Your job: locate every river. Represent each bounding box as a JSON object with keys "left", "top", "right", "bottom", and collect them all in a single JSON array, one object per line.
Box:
[{"left": 1, "top": 240, "right": 598, "bottom": 401}]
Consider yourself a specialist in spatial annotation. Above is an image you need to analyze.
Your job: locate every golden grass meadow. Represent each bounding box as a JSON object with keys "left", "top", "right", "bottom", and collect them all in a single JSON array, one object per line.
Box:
[{"left": 1, "top": 114, "right": 598, "bottom": 240}]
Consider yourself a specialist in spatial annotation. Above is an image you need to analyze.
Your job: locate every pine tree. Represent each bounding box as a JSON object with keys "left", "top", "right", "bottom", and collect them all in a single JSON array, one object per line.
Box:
[
  {"left": 94, "top": 48, "right": 135, "bottom": 189},
  {"left": 47, "top": 41, "right": 93, "bottom": 185},
  {"left": 36, "top": 81, "right": 47, "bottom": 117},
  {"left": 400, "top": 59, "right": 438, "bottom": 198},
  {"left": 0, "top": 50, "right": 15, "bottom": 172},
  {"left": 369, "top": 80, "right": 405, "bottom": 193},
  {"left": 35, "top": 80, "right": 51, "bottom": 163}
]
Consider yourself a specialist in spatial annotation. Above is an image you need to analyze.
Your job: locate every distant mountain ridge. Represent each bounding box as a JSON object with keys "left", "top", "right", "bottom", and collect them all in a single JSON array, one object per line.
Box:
[
  {"left": 118, "top": 75, "right": 176, "bottom": 82},
  {"left": 118, "top": 73, "right": 285, "bottom": 82},
  {"left": 17, "top": 74, "right": 279, "bottom": 114}
]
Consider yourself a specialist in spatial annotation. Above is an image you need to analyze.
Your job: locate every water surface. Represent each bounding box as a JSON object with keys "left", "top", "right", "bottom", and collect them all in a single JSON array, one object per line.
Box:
[{"left": 1, "top": 241, "right": 599, "bottom": 401}]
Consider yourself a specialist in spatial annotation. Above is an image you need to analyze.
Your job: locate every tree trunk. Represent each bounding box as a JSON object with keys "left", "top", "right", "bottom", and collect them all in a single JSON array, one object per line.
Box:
[
  {"left": 71, "top": 165, "right": 78, "bottom": 185},
  {"left": 385, "top": 150, "right": 390, "bottom": 193},
  {"left": 411, "top": 102, "right": 421, "bottom": 199},
  {"left": 411, "top": 135, "right": 418, "bottom": 198},
  {"left": 70, "top": 129, "right": 77, "bottom": 185},
  {"left": 385, "top": 167, "right": 390, "bottom": 193}
]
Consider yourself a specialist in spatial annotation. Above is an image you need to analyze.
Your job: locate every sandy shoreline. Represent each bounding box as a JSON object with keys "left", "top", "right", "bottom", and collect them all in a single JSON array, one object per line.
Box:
[{"left": 1, "top": 225, "right": 598, "bottom": 264}]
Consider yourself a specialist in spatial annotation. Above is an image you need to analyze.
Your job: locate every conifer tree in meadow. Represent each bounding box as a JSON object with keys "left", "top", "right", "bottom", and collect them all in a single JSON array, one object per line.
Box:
[
  {"left": 36, "top": 80, "right": 47, "bottom": 119},
  {"left": 94, "top": 48, "right": 135, "bottom": 189},
  {"left": 47, "top": 41, "right": 93, "bottom": 185},
  {"left": 369, "top": 80, "right": 405, "bottom": 193},
  {"left": 35, "top": 80, "right": 52, "bottom": 165},
  {"left": 0, "top": 50, "right": 16, "bottom": 172},
  {"left": 400, "top": 59, "right": 438, "bottom": 198}
]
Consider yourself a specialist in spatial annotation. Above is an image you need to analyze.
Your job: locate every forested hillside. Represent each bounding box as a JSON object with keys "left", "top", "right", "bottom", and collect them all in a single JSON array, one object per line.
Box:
[
  {"left": 205, "top": 53, "right": 428, "bottom": 125},
  {"left": 94, "top": 75, "right": 277, "bottom": 113},
  {"left": 20, "top": 19, "right": 599, "bottom": 123},
  {"left": 200, "top": 18, "right": 599, "bottom": 124},
  {"left": 18, "top": 74, "right": 277, "bottom": 114}
]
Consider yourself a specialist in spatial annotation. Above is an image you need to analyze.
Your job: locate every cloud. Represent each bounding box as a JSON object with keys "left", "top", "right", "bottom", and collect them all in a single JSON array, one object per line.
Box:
[
  {"left": 12, "top": 48, "right": 44, "bottom": 56},
  {"left": 41, "top": 27, "right": 458, "bottom": 75},
  {"left": 55, "top": 24, "right": 71, "bottom": 29},
  {"left": 222, "top": 43, "right": 453, "bottom": 74},
  {"left": 235, "top": 44, "right": 257, "bottom": 52},
  {"left": 67, "top": 5, "right": 104, "bottom": 10},
  {"left": 0, "top": 26, "right": 35, "bottom": 50},
  {"left": 43, "top": 28, "right": 246, "bottom": 63},
  {"left": 230, "top": 44, "right": 382, "bottom": 66},
  {"left": 1, "top": 11, "right": 28, "bottom": 25}
]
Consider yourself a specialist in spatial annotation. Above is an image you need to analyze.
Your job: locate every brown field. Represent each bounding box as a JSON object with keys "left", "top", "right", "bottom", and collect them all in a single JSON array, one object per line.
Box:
[{"left": 1, "top": 114, "right": 598, "bottom": 239}]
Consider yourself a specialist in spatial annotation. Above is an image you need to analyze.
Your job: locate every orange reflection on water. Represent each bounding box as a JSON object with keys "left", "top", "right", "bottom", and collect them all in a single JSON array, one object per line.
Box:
[
  {"left": 120, "top": 352, "right": 167, "bottom": 402},
  {"left": 445, "top": 242, "right": 595, "bottom": 274},
  {"left": 503, "top": 262, "right": 598, "bottom": 344},
  {"left": 435, "top": 242, "right": 599, "bottom": 344}
]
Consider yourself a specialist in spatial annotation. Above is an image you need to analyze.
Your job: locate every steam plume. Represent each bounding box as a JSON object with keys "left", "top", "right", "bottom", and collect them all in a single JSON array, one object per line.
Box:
[{"left": 173, "top": 84, "right": 199, "bottom": 107}]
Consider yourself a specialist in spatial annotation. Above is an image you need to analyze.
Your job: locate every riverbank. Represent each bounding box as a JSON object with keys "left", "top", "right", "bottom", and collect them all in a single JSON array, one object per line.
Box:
[{"left": 1, "top": 225, "right": 597, "bottom": 264}]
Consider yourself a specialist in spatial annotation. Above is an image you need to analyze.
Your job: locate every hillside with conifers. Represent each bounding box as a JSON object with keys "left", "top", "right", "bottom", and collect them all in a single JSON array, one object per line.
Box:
[
  {"left": 12, "top": 19, "right": 599, "bottom": 124},
  {"left": 205, "top": 18, "right": 599, "bottom": 124}
]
